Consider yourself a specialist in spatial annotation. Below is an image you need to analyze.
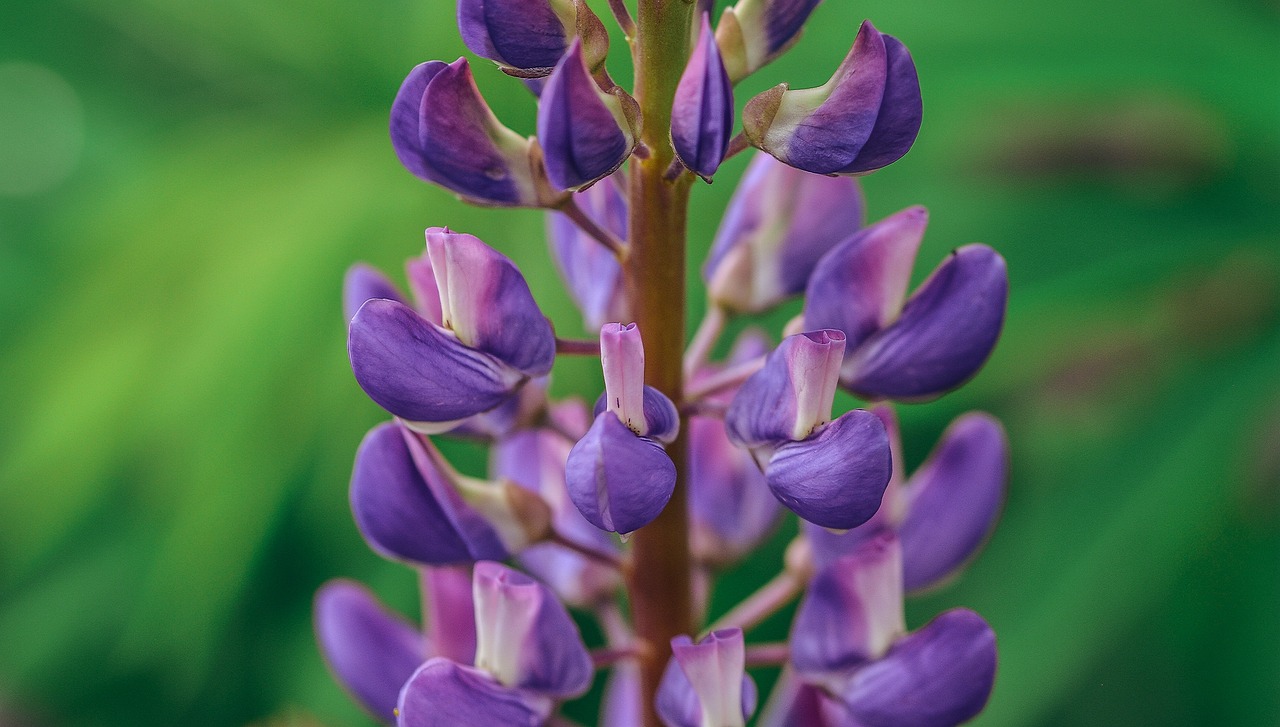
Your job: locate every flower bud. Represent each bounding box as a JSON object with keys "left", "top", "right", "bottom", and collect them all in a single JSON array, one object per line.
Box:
[
  {"left": 457, "top": 0, "right": 609, "bottom": 78},
  {"left": 715, "top": 0, "right": 823, "bottom": 83},
  {"left": 538, "top": 40, "right": 641, "bottom": 191},
  {"left": 397, "top": 658, "right": 553, "bottom": 727},
  {"left": 546, "top": 172, "right": 629, "bottom": 329},
  {"left": 348, "top": 229, "right": 555, "bottom": 432},
  {"left": 672, "top": 14, "right": 734, "bottom": 180},
  {"left": 704, "top": 152, "right": 864, "bottom": 313},
  {"left": 391, "top": 59, "right": 552, "bottom": 207},
  {"left": 726, "top": 331, "right": 892, "bottom": 530},
  {"left": 804, "top": 208, "right": 1009, "bottom": 401},
  {"left": 742, "top": 20, "right": 921, "bottom": 176},
  {"left": 656, "top": 628, "right": 758, "bottom": 727}
]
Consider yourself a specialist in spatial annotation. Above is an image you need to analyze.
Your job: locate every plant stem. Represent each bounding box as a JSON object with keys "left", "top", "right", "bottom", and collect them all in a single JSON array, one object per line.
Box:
[
  {"left": 555, "top": 337, "right": 601, "bottom": 356},
  {"left": 625, "top": 1, "right": 697, "bottom": 725},
  {"left": 702, "top": 568, "right": 805, "bottom": 636},
  {"left": 560, "top": 196, "right": 628, "bottom": 257}
]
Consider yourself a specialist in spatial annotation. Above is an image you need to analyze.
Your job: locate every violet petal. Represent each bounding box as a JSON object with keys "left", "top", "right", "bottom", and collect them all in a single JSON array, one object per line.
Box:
[
  {"left": 344, "top": 264, "right": 407, "bottom": 322},
  {"left": 546, "top": 174, "right": 629, "bottom": 329},
  {"left": 457, "top": 0, "right": 570, "bottom": 73},
  {"left": 565, "top": 412, "right": 677, "bottom": 535},
  {"left": 656, "top": 628, "right": 758, "bottom": 727},
  {"left": 672, "top": 14, "right": 734, "bottom": 179},
  {"left": 397, "top": 658, "right": 551, "bottom": 727},
  {"left": 725, "top": 330, "right": 846, "bottom": 448}
]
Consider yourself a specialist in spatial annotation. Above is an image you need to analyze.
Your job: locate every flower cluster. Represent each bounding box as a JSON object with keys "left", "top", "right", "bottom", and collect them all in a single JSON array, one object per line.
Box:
[{"left": 317, "top": 0, "right": 1010, "bottom": 725}]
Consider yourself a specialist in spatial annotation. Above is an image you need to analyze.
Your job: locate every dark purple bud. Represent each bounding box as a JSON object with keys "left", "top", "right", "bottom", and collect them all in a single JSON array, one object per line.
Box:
[
  {"left": 842, "top": 244, "right": 1008, "bottom": 401},
  {"left": 898, "top": 413, "right": 1007, "bottom": 592},
  {"left": 672, "top": 14, "right": 734, "bottom": 179},
  {"left": 458, "top": 0, "right": 608, "bottom": 77},
  {"left": 538, "top": 40, "right": 641, "bottom": 191},
  {"left": 472, "top": 561, "right": 594, "bottom": 697},
  {"left": 656, "top": 629, "right": 758, "bottom": 727},
  {"left": 397, "top": 658, "right": 552, "bottom": 727},
  {"left": 704, "top": 152, "right": 864, "bottom": 313},
  {"left": 491, "top": 417, "right": 623, "bottom": 607},
  {"left": 314, "top": 580, "right": 426, "bottom": 723},
  {"left": 791, "top": 534, "right": 905, "bottom": 681},
  {"left": 390, "top": 59, "right": 547, "bottom": 207},
  {"left": 348, "top": 229, "right": 555, "bottom": 430},
  {"left": 350, "top": 422, "right": 551, "bottom": 565},
  {"left": 344, "top": 264, "right": 408, "bottom": 322},
  {"left": 742, "top": 21, "right": 921, "bottom": 175},
  {"left": 837, "top": 609, "right": 996, "bottom": 727},
  {"left": 716, "top": 0, "right": 824, "bottom": 82},
  {"left": 546, "top": 173, "right": 629, "bottom": 329}
]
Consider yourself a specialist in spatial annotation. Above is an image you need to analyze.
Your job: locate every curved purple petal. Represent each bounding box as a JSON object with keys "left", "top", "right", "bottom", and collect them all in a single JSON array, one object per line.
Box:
[
  {"left": 672, "top": 14, "right": 734, "bottom": 179},
  {"left": 900, "top": 413, "right": 1008, "bottom": 592},
  {"left": 314, "top": 580, "right": 427, "bottom": 723},
  {"left": 348, "top": 299, "right": 526, "bottom": 425},
  {"left": 839, "top": 34, "right": 922, "bottom": 174},
  {"left": 404, "top": 252, "right": 444, "bottom": 326},
  {"left": 350, "top": 422, "right": 508, "bottom": 565},
  {"left": 656, "top": 629, "right": 758, "bottom": 727},
  {"left": 764, "top": 409, "right": 891, "bottom": 530},
  {"left": 397, "top": 658, "right": 551, "bottom": 727},
  {"left": 420, "top": 565, "right": 477, "bottom": 664},
  {"left": 546, "top": 174, "right": 628, "bottom": 329},
  {"left": 755, "top": 667, "right": 839, "bottom": 727},
  {"left": 843, "top": 245, "right": 1008, "bottom": 401},
  {"left": 804, "top": 207, "right": 928, "bottom": 352},
  {"left": 839, "top": 609, "right": 996, "bottom": 727},
  {"left": 705, "top": 153, "right": 864, "bottom": 313},
  {"left": 791, "top": 534, "right": 904, "bottom": 679},
  {"left": 689, "top": 414, "right": 781, "bottom": 565},
  {"left": 390, "top": 61, "right": 449, "bottom": 181},
  {"left": 344, "top": 264, "right": 407, "bottom": 322},
  {"left": 538, "top": 40, "right": 636, "bottom": 191},
  {"left": 565, "top": 412, "right": 677, "bottom": 534},
  {"left": 472, "top": 562, "right": 594, "bottom": 697},
  {"left": 425, "top": 228, "right": 556, "bottom": 376},
  {"left": 725, "top": 330, "right": 846, "bottom": 448},
  {"left": 457, "top": 0, "right": 569, "bottom": 72}
]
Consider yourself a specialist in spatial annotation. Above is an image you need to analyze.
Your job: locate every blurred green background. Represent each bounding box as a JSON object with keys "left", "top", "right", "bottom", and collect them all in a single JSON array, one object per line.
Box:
[{"left": 1, "top": 0, "right": 1277, "bottom": 725}]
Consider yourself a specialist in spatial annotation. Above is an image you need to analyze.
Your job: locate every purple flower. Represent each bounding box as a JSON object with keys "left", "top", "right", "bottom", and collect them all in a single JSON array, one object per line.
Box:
[
  {"left": 565, "top": 323, "right": 679, "bottom": 536},
  {"left": 396, "top": 562, "right": 593, "bottom": 725},
  {"left": 350, "top": 421, "right": 551, "bottom": 566},
  {"left": 742, "top": 20, "right": 922, "bottom": 176},
  {"left": 314, "top": 580, "right": 427, "bottom": 722},
  {"left": 803, "top": 207, "right": 1009, "bottom": 401},
  {"left": 725, "top": 330, "right": 892, "bottom": 530},
  {"left": 672, "top": 14, "right": 734, "bottom": 180},
  {"left": 491, "top": 402, "right": 623, "bottom": 606},
  {"left": 545, "top": 171, "right": 629, "bottom": 329},
  {"left": 807, "top": 408, "right": 1009, "bottom": 592},
  {"left": 348, "top": 228, "right": 556, "bottom": 432},
  {"left": 457, "top": 0, "right": 609, "bottom": 78},
  {"left": 789, "top": 535, "right": 997, "bottom": 727},
  {"left": 391, "top": 59, "right": 552, "bottom": 207},
  {"left": 655, "top": 628, "right": 758, "bottom": 727},
  {"left": 538, "top": 40, "right": 641, "bottom": 191},
  {"left": 716, "top": 0, "right": 824, "bottom": 82},
  {"left": 703, "top": 152, "right": 864, "bottom": 313}
]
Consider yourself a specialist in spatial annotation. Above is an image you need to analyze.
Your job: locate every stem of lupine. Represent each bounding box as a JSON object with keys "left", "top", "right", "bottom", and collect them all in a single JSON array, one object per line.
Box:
[
  {"left": 560, "top": 196, "right": 628, "bottom": 257},
  {"left": 744, "top": 642, "right": 791, "bottom": 667},
  {"left": 625, "top": 1, "right": 697, "bottom": 724},
  {"left": 683, "top": 353, "right": 766, "bottom": 402},
  {"left": 555, "top": 337, "right": 601, "bottom": 356},
  {"left": 683, "top": 304, "right": 726, "bottom": 378}
]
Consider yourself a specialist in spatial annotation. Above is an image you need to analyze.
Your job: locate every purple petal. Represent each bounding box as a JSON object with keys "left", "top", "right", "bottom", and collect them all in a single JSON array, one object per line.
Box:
[
  {"left": 314, "top": 580, "right": 427, "bottom": 723},
  {"left": 726, "top": 331, "right": 846, "bottom": 448},
  {"left": 390, "top": 61, "right": 449, "bottom": 182},
  {"left": 397, "top": 658, "right": 551, "bottom": 727},
  {"left": 764, "top": 409, "right": 891, "bottom": 530},
  {"left": 350, "top": 422, "right": 508, "bottom": 565},
  {"left": 538, "top": 40, "right": 636, "bottom": 191},
  {"left": 420, "top": 565, "right": 477, "bottom": 664},
  {"left": 603, "top": 660, "right": 644, "bottom": 727},
  {"left": 843, "top": 245, "right": 1008, "bottom": 401},
  {"left": 348, "top": 299, "right": 526, "bottom": 425},
  {"left": 407, "top": 59, "right": 538, "bottom": 206},
  {"left": 448, "top": 376, "right": 550, "bottom": 440},
  {"left": 472, "top": 562, "right": 593, "bottom": 697},
  {"left": 804, "top": 207, "right": 928, "bottom": 352},
  {"left": 425, "top": 228, "right": 556, "bottom": 376},
  {"left": 546, "top": 174, "right": 629, "bottom": 329},
  {"left": 601, "top": 322, "right": 647, "bottom": 434},
  {"left": 791, "top": 534, "right": 905, "bottom": 679},
  {"left": 593, "top": 385, "right": 681, "bottom": 445},
  {"left": 689, "top": 414, "right": 781, "bottom": 566},
  {"left": 656, "top": 629, "right": 758, "bottom": 727},
  {"left": 344, "top": 264, "right": 407, "bottom": 322},
  {"left": 404, "top": 251, "right": 444, "bottom": 326},
  {"left": 565, "top": 412, "right": 677, "bottom": 534},
  {"left": 672, "top": 14, "right": 734, "bottom": 178},
  {"left": 457, "top": 0, "right": 570, "bottom": 72},
  {"left": 718, "top": 0, "right": 823, "bottom": 81},
  {"left": 899, "top": 413, "right": 1008, "bottom": 592},
  {"left": 705, "top": 153, "right": 865, "bottom": 313},
  {"left": 755, "top": 667, "right": 838, "bottom": 727},
  {"left": 839, "top": 35, "right": 923, "bottom": 175},
  {"left": 760, "top": 0, "right": 823, "bottom": 55},
  {"left": 839, "top": 609, "right": 996, "bottom": 727}
]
